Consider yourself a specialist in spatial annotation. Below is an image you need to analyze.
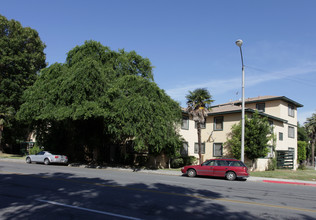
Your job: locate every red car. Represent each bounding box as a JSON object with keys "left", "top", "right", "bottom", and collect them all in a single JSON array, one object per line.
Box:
[{"left": 181, "top": 158, "right": 249, "bottom": 181}]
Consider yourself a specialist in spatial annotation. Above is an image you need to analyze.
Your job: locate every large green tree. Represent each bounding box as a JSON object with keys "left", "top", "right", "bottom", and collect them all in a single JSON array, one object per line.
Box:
[
  {"left": 226, "top": 111, "right": 274, "bottom": 166},
  {"left": 18, "top": 40, "right": 182, "bottom": 163},
  {"left": 0, "top": 15, "right": 46, "bottom": 152},
  {"left": 305, "top": 113, "right": 316, "bottom": 167},
  {"left": 185, "top": 88, "right": 213, "bottom": 165},
  {"left": 107, "top": 75, "right": 182, "bottom": 159}
]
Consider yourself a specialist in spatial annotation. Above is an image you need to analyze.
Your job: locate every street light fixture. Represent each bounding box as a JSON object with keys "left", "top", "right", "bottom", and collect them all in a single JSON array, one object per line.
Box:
[{"left": 235, "top": 39, "right": 245, "bottom": 162}]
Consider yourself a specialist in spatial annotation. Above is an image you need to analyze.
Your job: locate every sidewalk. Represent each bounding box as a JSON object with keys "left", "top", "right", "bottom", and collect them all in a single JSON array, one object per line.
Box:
[
  {"left": 131, "top": 168, "right": 316, "bottom": 187},
  {"left": 1, "top": 157, "right": 316, "bottom": 187}
]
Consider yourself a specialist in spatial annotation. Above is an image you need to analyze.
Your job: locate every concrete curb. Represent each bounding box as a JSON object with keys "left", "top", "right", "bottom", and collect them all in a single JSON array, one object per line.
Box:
[{"left": 262, "top": 180, "right": 316, "bottom": 187}]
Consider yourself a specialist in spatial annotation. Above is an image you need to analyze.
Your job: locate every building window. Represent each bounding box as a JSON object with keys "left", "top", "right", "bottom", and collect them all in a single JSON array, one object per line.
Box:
[
  {"left": 288, "top": 126, "right": 295, "bottom": 138},
  {"left": 279, "top": 132, "right": 283, "bottom": 141},
  {"left": 288, "top": 104, "right": 295, "bottom": 117},
  {"left": 194, "top": 143, "right": 205, "bottom": 154},
  {"left": 213, "top": 143, "right": 223, "bottom": 157},
  {"left": 195, "top": 121, "right": 206, "bottom": 129},
  {"left": 256, "top": 103, "right": 265, "bottom": 112},
  {"left": 181, "top": 116, "right": 189, "bottom": 130},
  {"left": 181, "top": 142, "right": 188, "bottom": 156},
  {"left": 214, "top": 116, "right": 223, "bottom": 131}
]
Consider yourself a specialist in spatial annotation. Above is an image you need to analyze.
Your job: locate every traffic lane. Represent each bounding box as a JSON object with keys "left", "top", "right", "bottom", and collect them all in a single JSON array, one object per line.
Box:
[
  {"left": 1, "top": 172, "right": 316, "bottom": 220},
  {"left": 1, "top": 161, "right": 316, "bottom": 212},
  {"left": 1, "top": 161, "right": 316, "bottom": 205}
]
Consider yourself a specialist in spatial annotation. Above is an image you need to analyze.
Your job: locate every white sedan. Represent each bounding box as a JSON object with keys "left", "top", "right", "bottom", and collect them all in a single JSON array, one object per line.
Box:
[{"left": 26, "top": 151, "right": 68, "bottom": 165}]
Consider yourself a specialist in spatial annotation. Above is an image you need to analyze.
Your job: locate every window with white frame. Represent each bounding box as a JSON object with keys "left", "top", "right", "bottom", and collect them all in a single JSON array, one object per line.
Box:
[
  {"left": 194, "top": 143, "right": 205, "bottom": 154},
  {"left": 181, "top": 116, "right": 189, "bottom": 130},
  {"left": 288, "top": 126, "right": 295, "bottom": 138},
  {"left": 214, "top": 116, "right": 223, "bottom": 131},
  {"left": 288, "top": 104, "right": 295, "bottom": 117},
  {"left": 213, "top": 143, "right": 223, "bottom": 157}
]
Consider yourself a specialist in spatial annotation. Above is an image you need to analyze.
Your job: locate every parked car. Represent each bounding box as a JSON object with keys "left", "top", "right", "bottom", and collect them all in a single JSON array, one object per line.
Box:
[
  {"left": 181, "top": 158, "right": 249, "bottom": 181},
  {"left": 26, "top": 151, "right": 68, "bottom": 165}
]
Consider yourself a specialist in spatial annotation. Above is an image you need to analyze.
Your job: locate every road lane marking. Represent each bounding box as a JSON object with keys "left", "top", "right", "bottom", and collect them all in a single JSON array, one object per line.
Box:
[
  {"left": 3, "top": 171, "right": 316, "bottom": 214},
  {"left": 36, "top": 199, "right": 142, "bottom": 220}
]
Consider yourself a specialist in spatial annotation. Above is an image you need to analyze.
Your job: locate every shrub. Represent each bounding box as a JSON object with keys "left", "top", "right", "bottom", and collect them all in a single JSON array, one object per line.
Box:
[
  {"left": 29, "top": 145, "right": 41, "bottom": 155},
  {"left": 183, "top": 156, "right": 198, "bottom": 165},
  {"left": 267, "top": 158, "right": 277, "bottom": 171},
  {"left": 171, "top": 158, "right": 184, "bottom": 168},
  {"left": 298, "top": 164, "right": 306, "bottom": 170}
]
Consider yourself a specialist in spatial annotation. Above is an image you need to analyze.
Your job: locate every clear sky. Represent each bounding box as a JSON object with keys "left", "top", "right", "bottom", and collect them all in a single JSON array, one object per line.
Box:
[{"left": 1, "top": 0, "right": 316, "bottom": 124}]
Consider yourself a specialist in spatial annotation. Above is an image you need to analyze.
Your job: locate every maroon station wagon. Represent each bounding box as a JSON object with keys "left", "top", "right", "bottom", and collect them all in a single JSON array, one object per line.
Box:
[{"left": 181, "top": 159, "right": 249, "bottom": 181}]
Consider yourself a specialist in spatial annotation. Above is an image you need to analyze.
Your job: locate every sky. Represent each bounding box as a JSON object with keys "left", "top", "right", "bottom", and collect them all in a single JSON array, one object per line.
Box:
[{"left": 1, "top": 0, "right": 316, "bottom": 124}]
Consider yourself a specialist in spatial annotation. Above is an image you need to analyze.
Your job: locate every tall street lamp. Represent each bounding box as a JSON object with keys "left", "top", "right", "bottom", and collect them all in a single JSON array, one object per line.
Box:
[{"left": 235, "top": 39, "right": 245, "bottom": 162}]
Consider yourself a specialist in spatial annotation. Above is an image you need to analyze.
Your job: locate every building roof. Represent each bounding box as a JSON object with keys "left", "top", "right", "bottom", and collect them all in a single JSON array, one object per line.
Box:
[
  {"left": 213, "top": 96, "right": 303, "bottom": 108},
  {"left": 207, "top": 104, "right": 287, "bottom": 123}
]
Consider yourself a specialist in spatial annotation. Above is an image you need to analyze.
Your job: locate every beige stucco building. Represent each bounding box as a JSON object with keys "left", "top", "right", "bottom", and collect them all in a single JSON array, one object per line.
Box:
[{"left": 179, "top": 96, "right": 303, "bottom": 171}]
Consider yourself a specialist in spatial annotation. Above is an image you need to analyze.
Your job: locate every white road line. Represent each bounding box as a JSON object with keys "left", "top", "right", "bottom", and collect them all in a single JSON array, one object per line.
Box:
[{"left": 36, "top": 199, "right": 142, "bottom": 220}]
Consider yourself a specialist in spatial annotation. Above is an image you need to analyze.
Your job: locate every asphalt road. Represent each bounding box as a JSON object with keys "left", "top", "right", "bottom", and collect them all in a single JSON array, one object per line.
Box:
[{"left": 0, "top": 161, "right": 316, "bottom": 220}]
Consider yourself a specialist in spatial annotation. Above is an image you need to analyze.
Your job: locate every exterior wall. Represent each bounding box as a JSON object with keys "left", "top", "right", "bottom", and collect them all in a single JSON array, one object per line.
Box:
[
  {"left": 245, "top": 99, "right": 298, "bottom": 170},
  {"left": 180, "top": 97, "right": 300, "bottom": 171},
  {"left": 202, "top": 113, "right": 241, "bottom": 160},
  {"left": 178, "top": 116, "right": 198, "bottom": 158}
]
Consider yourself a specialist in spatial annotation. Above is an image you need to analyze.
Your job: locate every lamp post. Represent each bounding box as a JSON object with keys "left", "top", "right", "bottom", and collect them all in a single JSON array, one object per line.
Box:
[{"left": 235, "top": 39, "right": 245, "bottom": 162}]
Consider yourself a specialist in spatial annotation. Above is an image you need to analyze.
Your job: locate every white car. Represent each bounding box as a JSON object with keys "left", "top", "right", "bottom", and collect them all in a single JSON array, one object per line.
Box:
[{"left": 26, "top": 151, "right": 68, "bottom": 165}]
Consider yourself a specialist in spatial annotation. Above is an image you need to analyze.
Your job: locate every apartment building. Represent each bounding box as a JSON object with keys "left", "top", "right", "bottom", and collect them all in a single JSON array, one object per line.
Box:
[{"left": 180, "top": 96, "right": 303, "bottom": 171}]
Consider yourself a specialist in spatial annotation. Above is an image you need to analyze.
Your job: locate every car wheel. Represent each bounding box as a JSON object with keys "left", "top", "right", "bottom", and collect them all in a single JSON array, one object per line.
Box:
[
  {"left": 187, "top": 169, "right": 196, "bottom": 177},
  {"left": 44, "top": 158, "right": 50, "bottom": 165},
  {"left": 226, "top": 171, "right": 236, "bottom": 181},
  {"left": 26, "top": 157, "right": 31, "bottom": 164}
]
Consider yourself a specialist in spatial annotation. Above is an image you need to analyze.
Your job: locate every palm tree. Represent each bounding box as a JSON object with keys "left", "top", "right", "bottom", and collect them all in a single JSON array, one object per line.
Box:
[
  {"left": 186, "top": 88, "right": 214, "bottom": 165},
  {"left": 305, "top": 113, "right": 316, "bottom": 167}
]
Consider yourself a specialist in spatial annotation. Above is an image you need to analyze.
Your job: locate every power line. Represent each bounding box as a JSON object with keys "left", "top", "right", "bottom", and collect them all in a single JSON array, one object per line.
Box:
[{"left": 245, "top": 65, "right": 316, "bottom": 87}]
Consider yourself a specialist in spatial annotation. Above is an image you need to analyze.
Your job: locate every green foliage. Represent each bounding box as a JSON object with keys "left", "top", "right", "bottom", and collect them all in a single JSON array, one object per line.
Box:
[
  {"left": 182, "top": 156, "right": 198, "bottom": 165},
  {"left": 305, "top": 112, "right": 316, "bottom": 166},
  {"left": 171, "top": 158, "right": 184, "bottom": 168},
  {"left": 266, "top": 158, "right": 277, "bottom": 171},
  {"left": 29, "top": 144, "right": 41, "bottom": 155},
  {"left": 185, "top": 88, "right": 214, "bottom": 165},
  {"left": 18, "top": 40, "right": 182, "bottom": 162},
  {"left": 297, "top": 164, "right": 306, "bottom": 170},
  {"left": 107, "top": 75, "right": 182, "bottom": 156},
  {"left": 186, "top": 88, "right": 214, "bottom": 110},
  {"left": 0, "top": 14, "right": 46, "bottom": 151},
  {"left": 171, "top": 156, "right": 197, "bottom": 168},
  {"left": 226, "top": 111, "right": 273, "bottom": 162},
  {"left": 297, "top": 122, "right": 308, "bottom": 142},
  {"left": 297, "top": 141, "right": 307, "bottom": 162}
]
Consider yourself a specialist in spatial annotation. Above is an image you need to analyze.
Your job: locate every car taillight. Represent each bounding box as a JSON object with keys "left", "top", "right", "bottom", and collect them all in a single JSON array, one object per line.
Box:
[
  {"left": 65, "top": 156, "right": 68, "bottom": 159},
  {"left": 55, "top": 156, "right": 59, "bottom": 158}
]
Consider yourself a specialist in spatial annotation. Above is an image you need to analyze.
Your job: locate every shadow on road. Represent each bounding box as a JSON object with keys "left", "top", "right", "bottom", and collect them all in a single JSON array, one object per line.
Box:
[{"left": 0, "top": 171, "right": 313, "bottom": 220}]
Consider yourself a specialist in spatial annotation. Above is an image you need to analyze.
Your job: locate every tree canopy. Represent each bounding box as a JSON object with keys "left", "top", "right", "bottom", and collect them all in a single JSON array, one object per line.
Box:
[
  {"left": 18, "top": 40, "right": 182, "bottom": 163},
  {"left": 0, "top": 14, "right": 46, "bottom": 151},
  {"left": 305, "top": 113, "right": 316, "bottom": 166},
  {"left": 226, "top": 111, "right": 274, "bottom": 164}
]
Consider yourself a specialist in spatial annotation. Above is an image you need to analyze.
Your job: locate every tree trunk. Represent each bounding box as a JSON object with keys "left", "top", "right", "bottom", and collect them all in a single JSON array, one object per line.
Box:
[
  {"left": 197, "top": 122, "right": 202, "bottom": 165},
  {"left": 312, "top": 140, "right": 315, "bottom": 167},
  {"left": 0, "top": 127, "right": 2, "bottom": 152}
]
